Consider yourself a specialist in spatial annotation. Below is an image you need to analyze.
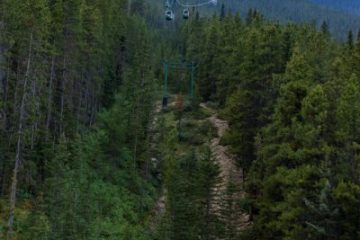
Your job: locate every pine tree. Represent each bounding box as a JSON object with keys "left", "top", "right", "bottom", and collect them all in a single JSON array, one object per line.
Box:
[
  {"left": 246, "top": 83, "right": 331, "bottom": 239},
  {"left": 245, "top": 8, "right": 252, "bottom": 24},
  {"left": 320, "top": 21, "right": 330, "bottom": 37},
  {"left": 220, "top": 3, "right": 226, "bottom": 21},
  {"left": 198, "top": 16, "right": 220, "bottom": 101},
  {"left": 304, "top": 179, "right": 340, "bottom": 239},
  {"left": 283, "top": 46, "right": 314, "bottom": 84},
  {"left": 351, "top": 38, "right": 360, "bottom": 79},
  {"left": 197, "top": 145, "right": 222, "bottom": 240},
  {"left": 336, "top": 74, "right": 360, "bottom": 179},
  {"left": 216, "top": 14, "right": 243, "bottom": 105},
  {"left": 348, "top": 30, "right": 354, "bottom": 50},
  {"left": 224, "top": 89, "right": 257, "bottom": 173},
  {"left": 333, "top": 181, "right": 360, "bottom": 240}
]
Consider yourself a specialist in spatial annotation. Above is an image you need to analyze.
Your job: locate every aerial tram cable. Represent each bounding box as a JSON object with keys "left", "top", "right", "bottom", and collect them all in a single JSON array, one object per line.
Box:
[
  {"left": 165, "top": 0, "right": 176, "bottom": 7},
  {"left": 176, "top": 0, "right": 217, "bottom": 8},
  {"left": 165, "top": 0, "right": 216, "bottom": 21}
]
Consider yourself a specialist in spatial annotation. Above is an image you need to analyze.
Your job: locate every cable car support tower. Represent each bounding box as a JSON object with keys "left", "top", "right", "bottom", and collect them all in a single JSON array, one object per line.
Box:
[
  {"left": 162, "top": 61, "right": 197, "bottom": 108},
  {"left": 162, "top": 0, "right": 217, "bottom": 107}
]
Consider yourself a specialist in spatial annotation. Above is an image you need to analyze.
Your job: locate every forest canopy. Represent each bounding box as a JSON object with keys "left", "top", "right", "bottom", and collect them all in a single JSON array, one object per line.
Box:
[{"left": 0, "top": 0, "right": 359, "bottom": 240}]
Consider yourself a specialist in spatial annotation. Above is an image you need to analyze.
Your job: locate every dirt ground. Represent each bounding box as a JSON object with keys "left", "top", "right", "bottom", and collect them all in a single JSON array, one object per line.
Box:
[{"left": 205, "top": 105, "right": 251, "bottom": 230}]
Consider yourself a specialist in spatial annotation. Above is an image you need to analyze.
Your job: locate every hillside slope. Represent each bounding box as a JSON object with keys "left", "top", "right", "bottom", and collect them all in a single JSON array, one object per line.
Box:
[
  {"left": 310, "top": 0, "right": 360, "bottom": 15},
  {"left": 217, "top": 0, "right": 360, "bottom": 40},
  {"left": 148, "top": 0, "right": 360, "bottom": 40}
]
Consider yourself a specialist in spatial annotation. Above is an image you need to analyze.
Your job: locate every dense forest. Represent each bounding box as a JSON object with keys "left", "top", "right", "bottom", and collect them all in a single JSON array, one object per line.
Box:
[
  {"left": 0, "top": 0, "right": 360, "bottom": 239},
  {"left": 0, "top": 0, "right": 162, "bottom": 238}
]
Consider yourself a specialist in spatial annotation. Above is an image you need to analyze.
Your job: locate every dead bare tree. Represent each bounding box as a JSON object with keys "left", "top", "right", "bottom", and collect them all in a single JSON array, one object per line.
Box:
[{"left": 7, "top": 32, "right": 33, "bottom": 240}]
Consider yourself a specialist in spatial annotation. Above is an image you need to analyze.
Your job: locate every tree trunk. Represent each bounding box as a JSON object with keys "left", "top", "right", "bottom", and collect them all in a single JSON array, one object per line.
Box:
[
  {"left": 2, "top": 59, "right": 10, "bottom": 131},
  {"left": 75, "top": 70, "right": 83, "bottom": 132},
  {"left": 45, "top": 56, "right": 55, "bottom": 140},
  {"left": 0, "top": 21, "right": 6, "bottom": 91},
  {"left": 60, "top": 55, "right": 66, "bottom": 135},
  {"left": 30, "top": 74, "right": 38, "bottom": 150},
  {"left": 0, "top": 159, "right": 5, "bottom": 197},
  {"left": 0, "top": 20, "right": 7, "bottom": 197},
  {"left": 7, "top": 32, "right": 33, "bottom": 239}
]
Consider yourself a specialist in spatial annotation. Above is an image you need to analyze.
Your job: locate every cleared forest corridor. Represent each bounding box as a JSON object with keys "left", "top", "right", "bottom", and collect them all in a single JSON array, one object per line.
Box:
[
  {"left": 1, "top": 0, "right": 360, "bottom": 239},
  {"left": 208, "top": 110, "right": 234, "bottom": 184},
  {"left": 151, "top": 101, "right": 252, "bottom": 239},
  {"left": 205, "top": 104, "right": 252, "bottom": 230}
]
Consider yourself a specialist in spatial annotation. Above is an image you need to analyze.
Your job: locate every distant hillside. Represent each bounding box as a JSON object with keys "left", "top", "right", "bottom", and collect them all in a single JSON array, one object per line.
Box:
[
  {"left": 310, "top": 0, "right": 360, "bottom": 15},
  {"left": 216, "top": 0, "right": 360, "bottom": 40},
  {"left": 146, "top": 0, "right": 360, "bottom": 40}
]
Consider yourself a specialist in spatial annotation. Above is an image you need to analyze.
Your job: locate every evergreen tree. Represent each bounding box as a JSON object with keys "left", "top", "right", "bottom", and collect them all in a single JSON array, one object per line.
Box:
[
  {"left": 198, "top": 16, "right": 220, "bottom": 101},
  {"left": 197, "top": 145, "right": 222, "bottom": 240},
  {"left": 335, "top": 74, "right": 360, "bottom": 179},
  {"left": 304, "top": 179, "right": 340, "bottom": 239},
  {"left": 333, "top": 181, "right": 360, "bottom": 240},
  {"left": 220, "top": 3, "right": 226, "bottom": 21},
  {"left": 348, "top": 30, "right": 354, "bottom": 50},
  {"left": 321, "top": 21, "right": 330, "bottom": 37},
  {"left": 224, "top": 89, "right": 257, "bottom": 173}
]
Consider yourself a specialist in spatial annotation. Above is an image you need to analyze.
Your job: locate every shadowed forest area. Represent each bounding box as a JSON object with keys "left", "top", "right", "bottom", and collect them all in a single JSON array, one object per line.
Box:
[{"left": 0, "top": 0, "right": 360, "bottom": 239}]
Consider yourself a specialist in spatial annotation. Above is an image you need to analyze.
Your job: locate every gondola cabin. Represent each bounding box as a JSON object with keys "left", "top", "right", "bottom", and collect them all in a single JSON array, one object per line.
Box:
[
  {"left": 165, "top": 10, "right": 175, "bottom": 21},
  {"left": 183, "top": 8, "right": 190, "bottom": 19}
]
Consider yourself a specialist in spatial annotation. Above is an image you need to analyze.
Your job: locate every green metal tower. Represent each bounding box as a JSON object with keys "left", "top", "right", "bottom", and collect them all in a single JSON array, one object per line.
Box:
[{"left": 162, "top": 61, "right": 197, "bottom": 107}]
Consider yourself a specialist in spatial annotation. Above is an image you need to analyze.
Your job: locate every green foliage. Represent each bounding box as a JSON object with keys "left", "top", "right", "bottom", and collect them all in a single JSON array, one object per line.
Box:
[
  {"left": 333, "top": 181, "right": 360, "bottom": 240},
  {"left": 2, "top": 1, "right": 360, "bottom": 239},
  {"left": 223, "top": 89, "right": 257, "bottom": 171},
  {"left": 304, "top": 179, "right": 339, "bottom": 239},
  {"left": 0, "top": 0, "right": 161, "bottom": 238},
  {"left": 186, "top": 9, "right": 360, "bottom": 240},
  {"left": 157, "top": 109, "right": 222, "bottom": 240}
]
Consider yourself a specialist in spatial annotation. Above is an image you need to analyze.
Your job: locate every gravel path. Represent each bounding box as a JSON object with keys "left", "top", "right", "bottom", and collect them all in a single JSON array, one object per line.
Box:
[{"left": 205, "top": 106, "right": 251, "bottom": 230}]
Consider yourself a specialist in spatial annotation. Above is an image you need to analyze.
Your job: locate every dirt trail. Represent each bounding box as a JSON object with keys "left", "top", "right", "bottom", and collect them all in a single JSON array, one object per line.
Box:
[
  {"left": 148, "top": 102, "right": 166, "bottom": 230},
  {"left": 201, "top": 103, "right": 242, "bottom": 186},
  {"left": 204, "top": 104, "right": 251, "bottom": 229},
  {"left": 209, "top": 114, "right": 241, "bottom": 184}
]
